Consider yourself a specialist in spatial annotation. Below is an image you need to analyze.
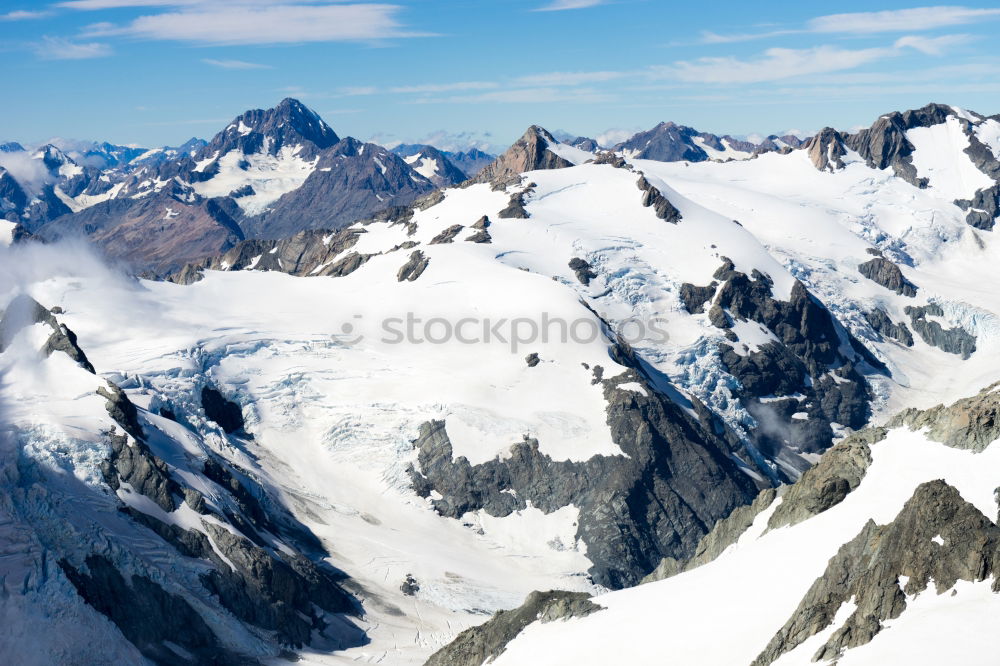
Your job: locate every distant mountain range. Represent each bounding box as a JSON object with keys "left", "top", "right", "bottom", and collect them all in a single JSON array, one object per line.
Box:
[{"left": 5, "top": 98, "right": 961, "bottom": 278}]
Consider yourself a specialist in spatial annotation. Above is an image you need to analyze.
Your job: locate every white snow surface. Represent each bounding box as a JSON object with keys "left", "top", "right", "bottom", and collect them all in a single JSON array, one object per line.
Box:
[
  {"left": 906, "top": 116, "right": 993, "bottom": 200},
  {"left": 492, "top": 427, "right": 1000, "bottom": 665},
  {"left": 0, "top": 219, "right": 14, "bottom": 246},
  {"left": 191, "top": 144, "right": 317, "bottom": 215},
  {"left": 5, "top": 105, "right": 1000, "bottom": 663}
]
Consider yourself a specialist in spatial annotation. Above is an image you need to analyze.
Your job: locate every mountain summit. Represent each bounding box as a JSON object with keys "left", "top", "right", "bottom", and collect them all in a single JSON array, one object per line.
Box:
[{"left": 473, "top": 125, "right": 590, "bottom": 184}]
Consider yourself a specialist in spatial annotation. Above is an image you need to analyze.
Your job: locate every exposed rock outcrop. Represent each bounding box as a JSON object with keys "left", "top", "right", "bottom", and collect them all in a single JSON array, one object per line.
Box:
[
  {"left": 858, "top": 257, "right": 917, "bottom": 296},
  {"left": 805, "top": 127, "right": 848, "bottom": 172},
  {"left": 568, "top": 257, "right": 598, "bottom": 286},
  {"left": 0, "top": 294, "right": 95, "bottom": 372},
  {"left": 679, "top": 281, "right": 717, "bottom": 314},
  {"left": 864, "top": 308, "right": 914, "bottom": 346},
  {"left": 201, "top": 386, "right": 245, "bottom": 433},
  {"left": 424, "top": 590, "right": 601, "bottom": 666},
  {"left": 643, "top": 487, "right": 778, "bottom": 583},
  {"left": 635, "top": 175, "right": 681, "bottom": 223},
  {"left": 888, "top": 381, "right": 1000, "bottom": 452},
  {"left": 753, "top": 480, "right": 1000, "bottom": 665},
  {"left": 705, "top": 259, "right": 880, "bottom": 463},
  {"left": 397, "top": 249, "right": 429, "bottom": 282},
  {"left": 429, "top": 224, "right": 464, "bottom": 244},
  {"left": 58, "top": 554, "right": 235, "bottom": 666},
  {"left": 471, "top": 126, "right": 575, "bottom": 185},
  {"left": 408, "top": 348, "right": 758, "bottom": 588},
  {"left": 904, "top": 303, "right": 976, "bottom": 359}
]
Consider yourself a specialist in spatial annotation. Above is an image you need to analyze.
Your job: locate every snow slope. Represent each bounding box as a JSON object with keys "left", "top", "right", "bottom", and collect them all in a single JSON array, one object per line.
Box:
[{"left": 490, "top": 423, "right": 1000, "bottom": 666}]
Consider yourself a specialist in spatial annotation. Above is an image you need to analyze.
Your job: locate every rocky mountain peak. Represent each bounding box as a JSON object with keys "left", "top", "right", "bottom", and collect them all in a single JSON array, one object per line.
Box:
[
  {"left": 471, "top": 124, "right": 575, "bottom": 184},
  {"left": 206, "top": 97, "right": 340, "bottom": 157},
  {"left": 805, "top": 127, "right": 849, "bottom": 172},
  {"left": 0, "top": 141, "right": 25, "bottom": 153}
]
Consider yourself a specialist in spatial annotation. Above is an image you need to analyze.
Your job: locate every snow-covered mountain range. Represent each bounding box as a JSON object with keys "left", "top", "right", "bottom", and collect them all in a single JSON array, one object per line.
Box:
[{"left": 3, "top": 101, "right": 1000, "bottom": 665}]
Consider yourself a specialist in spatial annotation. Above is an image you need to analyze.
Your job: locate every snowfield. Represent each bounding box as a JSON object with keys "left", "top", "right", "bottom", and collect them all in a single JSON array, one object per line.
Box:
[
  {"left": 5, "top": 104, "right": 1000, "bottom": 664},
  {"left": 491, "top": 427, "right": 1000, "bottom": 666}
]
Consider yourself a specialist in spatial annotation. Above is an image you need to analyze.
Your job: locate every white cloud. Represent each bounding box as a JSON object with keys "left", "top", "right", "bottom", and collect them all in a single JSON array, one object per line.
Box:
[
  {"left": 0, "top": 10, "right": 53, "bottom": 20},
  {"left": 410, "top": 87, "right": 614, "bottom": 105},
  {"left": 534, "top": 0, "right": 604, "bottom": 11},
  {"left": 659, "top": 37, "right": 963, "bottom": 84},
  {"left": 809, "top": 6, "right": 1000, "bottom": 33},
  {"left": 892, "top": 33, "right": 972, "bottom": 55},
  {"left": 699, "top": 29, "right": 798, "bottom": 44},
  {"left": 82, "top": 3, "right": 426, "bottom": 45},
  {"left": 389, "top": 81, "right": 499, "bottom": 94},
  {"left": 511, "top": 70, "right": 626, "bottom": 86},
  {"left": 0, "top": 151, "right": 54, "bottom": 195},
  {"left": 34, "top": 36, "right": 113, "bottom": 60},
  {"left": 338, "top": 85, "right": 378, "bottom": 96},
  {"left": 203, "top": 58, "right": 273, "bottom": 69},
  {"left": 595, "top": 127, "right": 638, "bottom": 148},
  {"left": 703, "top": 6, "right": 1000, "bottom": 43}
]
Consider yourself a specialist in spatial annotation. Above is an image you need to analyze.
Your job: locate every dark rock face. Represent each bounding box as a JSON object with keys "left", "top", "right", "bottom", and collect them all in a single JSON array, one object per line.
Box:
[
  {"left": 397, "top": 249, "right": 429, "bottom": 282},
  {"left": 957, "top": 183, "right": 1000, "bottom": 230},
  {"left": 34, "top": 192, "right": 246, "bottom": 275},
  {"left": 845, "top": 102, "right": 958, "bottom": 188},
  {"left": 408, "top": 350, "right": 758, "bottom": 589},
  {"left": 643, "top": 487, "right": 778, "bottom": 584},
  {"left": 635, "top": 175, "right": 681, "bottom": 223},
  {"left": 465, "top": 228, "right": 491, "bottom": 243},
  {"left": 613, "top": 122, "right": 711, "bottom": 162},
  {"left": 207, "top": 97, "right": 340, "bottom": 157},
  {"left": 754, "top": 480, "right": 1000, "bottom": 665},
  {"left": 166, "top": 226, "right": 369, "bottom": 284},
  {"left": 0, "top": 167, "right": 28, "bottom": 213},
  {"left": 568, "top": 257, "right": 598, "bottom": 286},
  {"left": 472, "top": 126, "right": 575, "bottom": 185},
  {"left": 102, "top": 430, "right": 180, "bottom": 513},
  {"left": 766, "top": 427, "right": 883, "bottom": 530},
  {"left": 888, "top": 381, "right": 1000, "bottom": 452},
  {"left": 805, "top": 127, "right": 848, "bottom": 172},
  {"left": 858, "top": 257, "right": 917, "bottom": 296},
  {"left": 429, "top": 224, "right": 464, "bottom": 244},
  {"left": 497, "top": 190, "right": 531, "bottom": 219},
  {"left": 400, "top": 574, "right": 420, "bottom": 596},
  {"left": 704, "top": 260, "right": 879, "bottom": 463},
  {"left": 678, "top": 281, "right": 717, "bottom": 314},
  {"left": 0, "top": 294, "right": 96, "bottom": 372},
  {"left": 864, "top": 308, "right": 914, "bottom": 346},
  {"left": 239, "top": 137, "right": 435, "bottom": 241},
  {"left": 904, "top": 303, "right": 976, "bottom": 359},
  {"left": 58, "top": 554, "right": 234, "bottom": 666},
  {"left": 201, "top": 386, "right": 245, "bottom": 433},
  {"left": 524, "top": 352, "right": 540, "bottom": 367},
  {"left": 391, "top": 144, "right": 467, "bottom": 188},
  {"left": 424, "top": 590, "right": 601, "bottom": 666}
]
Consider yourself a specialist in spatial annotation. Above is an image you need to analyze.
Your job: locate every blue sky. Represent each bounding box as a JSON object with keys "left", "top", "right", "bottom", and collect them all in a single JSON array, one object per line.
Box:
[{"left": 2, "top": 1, "right": 999, "bottom": 150}]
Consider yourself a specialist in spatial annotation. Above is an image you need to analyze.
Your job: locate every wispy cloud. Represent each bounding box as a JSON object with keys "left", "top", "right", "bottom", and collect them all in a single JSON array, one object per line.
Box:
[
  {"left": 34, "top": 36, "right": 113, "bottom": 60},
  {"left": 410, "top": 87, "right": 615, "bottom": 105},
  {"left": 511, "top": 70, "right": 626, "bottom": 86},
  {"left": 893, "top": 33, "right": 972, "bottom": 55},
  {"left": 338, "top": 85, "right": 379, "bottom": 96},
  {"left": 809, "top": 6, "right": 1000, "bottom": 33},
  {"left": 1, "top": 9, "right": 53, "bottom": 20},
  {"left": 203, "top": 58, "right": 273, "bottom": 70},
  {"left": 704, "top": 5, "right": 1000, "bottom": 43},
  {"left": 80, "top": 3, "right": 428, "bottom": 45},
  {"left": 388, "top": 81, "right": 498, "bottom": 94},
  {"left": 659, "top": 38, "right": 961, "bottom": 84},
  {"left": 534, "top": 0, "right": 604, "bottom": 11}
]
